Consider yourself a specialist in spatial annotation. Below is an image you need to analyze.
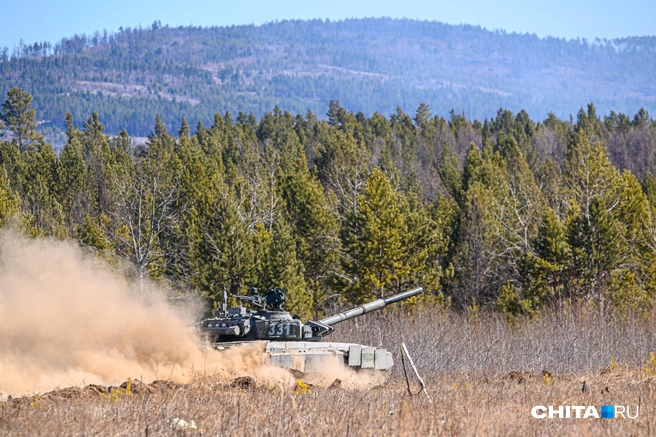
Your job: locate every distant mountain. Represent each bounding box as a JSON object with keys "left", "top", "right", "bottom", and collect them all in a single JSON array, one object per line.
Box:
[{"left": 2, "top": 18, "right": 655, "bottom": 140}]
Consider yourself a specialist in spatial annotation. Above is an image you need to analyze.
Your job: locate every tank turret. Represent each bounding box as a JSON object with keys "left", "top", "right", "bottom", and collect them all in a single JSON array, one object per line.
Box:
[{"left": 200, "top": 287, "right": 422, "bottom": 343}]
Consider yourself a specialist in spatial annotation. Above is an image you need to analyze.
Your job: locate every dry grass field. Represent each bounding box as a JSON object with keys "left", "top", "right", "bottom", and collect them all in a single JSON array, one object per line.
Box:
[{"left": 1, "top": 308, "right": 655, "bottom": 436}]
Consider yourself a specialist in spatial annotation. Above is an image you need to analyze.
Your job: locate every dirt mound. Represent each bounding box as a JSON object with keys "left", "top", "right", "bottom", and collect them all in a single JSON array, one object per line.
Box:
[{"left": 1, "top": 375, "right": 268, "bottom": 410}]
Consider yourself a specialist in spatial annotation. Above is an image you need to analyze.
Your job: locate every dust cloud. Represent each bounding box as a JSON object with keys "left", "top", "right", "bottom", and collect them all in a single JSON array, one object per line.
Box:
[
  {"left": 299, "top": 354, "right": 388, "bottom": 389},
  {"left": 0, "top": 232, "right": 386, "bottom": 398},
  {"left": 0, "top": 232, "right": 291, "bottom": 398}
]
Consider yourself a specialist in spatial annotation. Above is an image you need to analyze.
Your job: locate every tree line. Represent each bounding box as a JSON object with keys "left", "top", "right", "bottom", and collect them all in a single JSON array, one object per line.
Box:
[
  {"left": 2, "top": 18, "right": 655, "bottom": 139},
  {"left": 1, "top": 88, "right": 656, "bottom": 319}
]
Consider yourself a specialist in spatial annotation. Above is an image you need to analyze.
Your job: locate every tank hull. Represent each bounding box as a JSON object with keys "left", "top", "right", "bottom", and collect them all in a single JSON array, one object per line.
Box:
[{"left": 211, "top": 340, "right": 394, "bottom": 372}]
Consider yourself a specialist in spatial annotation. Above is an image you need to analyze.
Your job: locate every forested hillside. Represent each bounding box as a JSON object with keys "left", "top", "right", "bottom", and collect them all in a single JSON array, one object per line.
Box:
[
  {"left": 2, "top": 18, "right": 656, "bottom": 141},
  {"left": 1, "top": 87, "right": 656, "bottom": 318}
]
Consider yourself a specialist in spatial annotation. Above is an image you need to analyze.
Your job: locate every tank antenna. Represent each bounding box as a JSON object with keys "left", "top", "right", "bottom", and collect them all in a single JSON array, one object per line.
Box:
[{"left": 222, "top": 284, "right": 228, "bottom": 315}]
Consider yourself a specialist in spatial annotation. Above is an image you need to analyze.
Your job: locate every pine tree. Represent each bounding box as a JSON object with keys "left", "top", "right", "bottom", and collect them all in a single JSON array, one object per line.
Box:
[
  {"left": 437, "top": 142, "right": 464, "bottom": 204},
  {"left": 165, "top": 118, "right": 209, "bottom": 286},
  {"left": 404, "top": 195, "right": 449, "bottom": 300},
  {"left": 315, "top": 128, "right": 369, "bottom": 216},
  {"left": 57, "top": 135, "right": 86, "bottom": 231},
  {"left": 22, "top": 144, "right": 65, "bottom": 237},
  {"left": 564, "top": 129, "right": 621, "bottom": 222},
  {"left": 327, "top": 100, "right": 346, "bottom": 127},
  {"left": 643, "top": 171, "right": 656, "bottom": 206},
  {"left": 278, "top": 130, "right": 340, "bottom": 312},
  {"left": 414, "top": 103, "right": 432, "bottom": 129},
  {"left": 342, "top": 169, "right": 410, "bottom": 301},
  {"left": 80, "top": 112, "right": 112, "bottom": 224},
  {"left": 64, "top": 111, "right": 78, "bottom": 142},
  {"left": 0, "top": 167, "right": 20, "bottom": 226},
  {"left": 0, "top": 139, "right": 27, "bottom": 194},
  {"left": 567, "top": 197, "right": 628, "bottom": 305},
  {"left": 527, "top": 208, "right": 572, "bottom": 308},
  {"left": 194, "top": 188, "right": 256, "bottom": 302},
  {"left": 451, "top": 182, "right": 499, "bottom": 307},
  {"left": 1, "top": 88, "right": 43, "bottom": 153},
  {"left": 266, "top": 219, "right": 310, "bottom": 318}
]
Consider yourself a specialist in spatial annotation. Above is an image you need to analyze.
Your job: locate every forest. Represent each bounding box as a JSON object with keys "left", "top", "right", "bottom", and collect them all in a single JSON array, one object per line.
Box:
[
  {"left": 1, "top": 18, "right": 655, "bottom": 141},
  {"left": 1, "top": 87, "right": 656, "bottom": 320}
]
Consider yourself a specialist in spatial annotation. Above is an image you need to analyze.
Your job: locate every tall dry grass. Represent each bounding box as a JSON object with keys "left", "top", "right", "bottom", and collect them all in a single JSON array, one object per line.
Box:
[
  {"left": 1, "top": 307, "right": 655, "bottom": 436},
  {"left": 332, "top": 307, "right": 656, "bottom": 378}
]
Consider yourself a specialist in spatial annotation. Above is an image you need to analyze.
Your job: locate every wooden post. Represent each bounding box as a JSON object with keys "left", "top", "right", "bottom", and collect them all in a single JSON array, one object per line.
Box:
[
  {"left": 399, "top": 345, "right": 413, "bottom": 395},
  {"left": 401, "top": 343, "right": 432, "bottom": 404}
]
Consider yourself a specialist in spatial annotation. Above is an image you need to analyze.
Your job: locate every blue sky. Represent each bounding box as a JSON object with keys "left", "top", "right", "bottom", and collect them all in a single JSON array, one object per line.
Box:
[{"left": 1, "top": 0, "right": 654, "bottom": 48}]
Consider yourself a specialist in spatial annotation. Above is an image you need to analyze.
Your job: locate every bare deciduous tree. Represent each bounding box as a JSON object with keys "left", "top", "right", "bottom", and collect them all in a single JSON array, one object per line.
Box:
[{"left": 109, "top": 156, "right": 180, "bottom": 292}]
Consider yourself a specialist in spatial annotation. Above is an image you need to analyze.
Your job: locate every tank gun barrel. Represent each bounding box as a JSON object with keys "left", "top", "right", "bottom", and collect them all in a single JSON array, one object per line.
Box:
[{"left": 318, "top": 287, "right": 423, "bottom": 326}]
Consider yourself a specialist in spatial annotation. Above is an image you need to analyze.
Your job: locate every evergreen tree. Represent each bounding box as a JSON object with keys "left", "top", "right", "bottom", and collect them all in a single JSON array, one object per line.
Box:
[
  {"left": 0, "top": 167, "right": 20, "bottom": 226},
  {"left": 278, "top": 130, "right": 340, "bottom": 313},
  {"left": 414, "top": 103, "right": 432, "bottom": 129},
  {"left": 564, "top": 129, "right": 621, "bottom": 224},
  {"left": 315, "top": 128, "right": 369, "bottom": 215},
  {"left": 57, "top": 135, "right": 86, "bottom": 231},
  {"left": 567, "top": 197, "right": 628, "bottom": 305},
  {"left": 526, "top": 208, "right": 572, "bottom": 309},
  {"left": 80, "top": 112, "right": 112, "bottom": 223},
  {"left": 1, "top": 88, "right": 43, "bottom": 153},
  {"left": 22, "top": 144, "right": 65, "bottom": 237},
  {"left": 264, "top": 219, "right": 310, "bottom": 318},
  {"left": 194, "top": 188, "right": 256, "bottom": 302},
  {"left": 342, "top": 169, "right": 410, "bottom": 301},
  {"left": 0, "top": 139, "right": 27, "bottom": 193}
]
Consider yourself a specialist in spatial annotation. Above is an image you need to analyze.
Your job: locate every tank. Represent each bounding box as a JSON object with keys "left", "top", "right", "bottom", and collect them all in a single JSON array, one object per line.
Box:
[{"left": 199, "top": 287, "right": 423, "bottom": 373}]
